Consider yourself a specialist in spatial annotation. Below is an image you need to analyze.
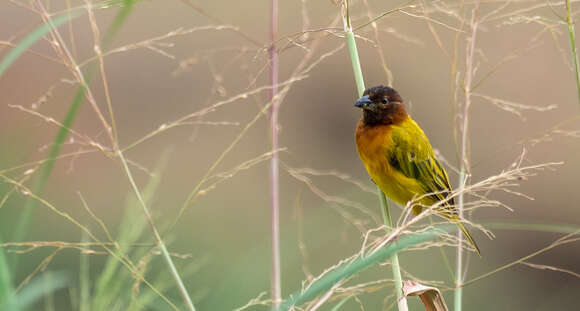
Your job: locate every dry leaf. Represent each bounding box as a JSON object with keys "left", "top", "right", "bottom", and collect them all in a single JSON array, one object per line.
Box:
[{"left": 402, "top": 280, "right": 449, "bottom": 311}]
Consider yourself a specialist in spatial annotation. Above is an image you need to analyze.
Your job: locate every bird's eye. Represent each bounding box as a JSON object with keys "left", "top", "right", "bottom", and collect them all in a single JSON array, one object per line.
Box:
[{"left": 381, "top": 98, "right": 389, "bottom": 104}]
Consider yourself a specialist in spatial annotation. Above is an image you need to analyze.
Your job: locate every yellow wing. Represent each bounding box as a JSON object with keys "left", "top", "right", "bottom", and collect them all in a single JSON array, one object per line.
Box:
[
  {"left": 388, "top": 119, "right": 481, "bottom": 255},
  {"left": 388, "top": 119, "right": 454, "bottom": 213}
]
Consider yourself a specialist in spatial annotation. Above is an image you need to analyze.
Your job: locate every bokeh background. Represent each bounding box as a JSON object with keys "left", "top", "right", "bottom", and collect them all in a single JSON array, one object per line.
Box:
[{"left": 1, "top": 0, "right": 579, "bottom": 310}]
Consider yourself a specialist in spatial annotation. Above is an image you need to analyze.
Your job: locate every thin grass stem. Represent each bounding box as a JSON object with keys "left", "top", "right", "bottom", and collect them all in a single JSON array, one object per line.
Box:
[
  {"left": 117, "top": 152, "right": 196, "bottom": 311},
  {"left": 462, "top": 230, "right": 580, "bottom": 287},
  {"left": 455, "top": 1, "right": 481, "bottom": 310},
  {"left": 565, "top": 0, "right": 580, "bottom": 106},
  {"left": 377, "top": 189, "right": 406, "bottom": 310},
  {"left": 35, "top": 2, "right": 196, "bottom": 309},
  {"left": 343, "top": 1, "right": 408, "bottom": 309},
  {"left": 79, "top": 230, "right": 90, "bottom": 311},
  {"left": 269, "top": 0, "right": 282, "bottom": 307},
  {"left": 8, "top": 0, "right": 135, "bottom": 264},
  {"left": 454, "top": 171, "right": 466, "bottom": 310}
]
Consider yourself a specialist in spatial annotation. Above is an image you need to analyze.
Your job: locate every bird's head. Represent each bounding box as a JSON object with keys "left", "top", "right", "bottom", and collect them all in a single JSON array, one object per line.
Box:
[{"left": 354, "top": 85, "right": 407, "bottom": 126}]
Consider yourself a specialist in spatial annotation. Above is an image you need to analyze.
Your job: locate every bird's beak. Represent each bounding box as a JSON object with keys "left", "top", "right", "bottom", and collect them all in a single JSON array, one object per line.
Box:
[{"left": 354, "top": 95, "right": 372, "bottom": 109}]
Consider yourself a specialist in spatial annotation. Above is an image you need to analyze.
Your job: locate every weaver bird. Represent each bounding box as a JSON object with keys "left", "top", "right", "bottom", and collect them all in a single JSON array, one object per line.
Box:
[{"left": 354, "top": 85, "right": 480, "bottom": 255}]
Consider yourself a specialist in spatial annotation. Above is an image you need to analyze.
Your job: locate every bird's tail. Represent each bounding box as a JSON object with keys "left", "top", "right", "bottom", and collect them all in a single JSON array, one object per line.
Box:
[{"left": 455, "top": 221, "right": 481, "bottom": 256}]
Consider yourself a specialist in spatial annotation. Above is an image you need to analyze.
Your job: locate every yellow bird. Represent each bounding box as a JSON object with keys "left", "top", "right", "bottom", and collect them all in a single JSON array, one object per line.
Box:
[{"left": 354, "top": 85, "right": 480, "bottom": 255}]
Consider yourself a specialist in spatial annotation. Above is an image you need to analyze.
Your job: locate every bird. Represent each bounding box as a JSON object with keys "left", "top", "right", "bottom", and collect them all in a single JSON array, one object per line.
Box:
[{"left": 354, "top": 85, "right": 480, "bottom": 255}]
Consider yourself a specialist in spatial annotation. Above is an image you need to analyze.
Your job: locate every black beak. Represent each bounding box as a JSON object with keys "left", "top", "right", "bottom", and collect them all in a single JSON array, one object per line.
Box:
[{"left": 354, "top": 95, "right": 372, "bottom": 108}]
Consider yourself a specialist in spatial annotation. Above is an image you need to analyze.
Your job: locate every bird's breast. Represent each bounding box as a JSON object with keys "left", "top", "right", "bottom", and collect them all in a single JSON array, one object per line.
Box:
[
  {"left": 355, "top": 119, "right": 393, "bottom": 174},
  {"left": 355, "top": 117, "right": 418, "bottom": 206}
]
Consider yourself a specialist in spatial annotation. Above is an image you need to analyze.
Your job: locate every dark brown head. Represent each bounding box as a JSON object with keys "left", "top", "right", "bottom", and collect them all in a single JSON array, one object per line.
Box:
[{"left": 354, "top": 85, "right": 407, "bottom": 126}]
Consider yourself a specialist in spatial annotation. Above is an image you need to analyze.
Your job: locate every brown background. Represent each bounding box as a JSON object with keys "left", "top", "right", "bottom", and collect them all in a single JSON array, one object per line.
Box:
[{"left": 1, "top": 0, "right": 579, "bottom": 310}]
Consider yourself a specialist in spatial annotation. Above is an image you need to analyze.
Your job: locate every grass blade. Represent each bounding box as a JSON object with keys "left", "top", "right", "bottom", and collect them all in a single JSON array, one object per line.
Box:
[
  {"left": 92, "top": 149, "right": 172, "bottom": 310},
  {"left": 0, "top": 11, "right": 83, "bottom": 78},
  {"left": 0, "top": 271, "right": 68, "bottom": 311},
  {"left": 565, "top": 0, "right": 580, "bottom": 106},
  {"left": 0, "top": 236, "right": 14, "bottom": 308},
  {"left": 11, "top": 0, "right": 139, "bottom": 263},
  {"left": 277, "top": 227, "right": 447, "bottom": 311},
  {"left": 103, "top": 0, "right": 140, "bottom": 44},
  {"left": 79, "top": 231, "right": 90, "bottom": 311},
  {"left": 330, "top": 295, "right": 353, "bottom": 311}
]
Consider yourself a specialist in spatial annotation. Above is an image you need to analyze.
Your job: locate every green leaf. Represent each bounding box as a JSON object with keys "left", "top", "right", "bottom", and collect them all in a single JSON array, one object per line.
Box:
[
  {"left": 0, "top": 271, "right": 68, "bottom": 311},
  {"left": 277, "top": 227, "right": 450, "bottom": 311},
  {"left": 12, "top": 0, "right": 141, "bottom": 267},
  {"left": 0, "top": 236, "right": 14, "bottom": 308},
  {"left": 92, "top": 149, "right": 172, "bottom": 310},
  {"left": 0, "top": 10, "right": 83, "bottom": 78},
  {"left": 330, "top": 295, "right": 354, "bottom": 311},
  {"left": 103, "top": 0, "right": 141, "bottom": 45},
  {"left": 9, "top": 8, "right": 85, "bottom": 248}
]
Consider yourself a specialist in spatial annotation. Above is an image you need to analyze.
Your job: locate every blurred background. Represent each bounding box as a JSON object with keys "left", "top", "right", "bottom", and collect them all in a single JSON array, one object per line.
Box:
[{"left": 1, "top": 0, "right": 579, "bottom": 310}]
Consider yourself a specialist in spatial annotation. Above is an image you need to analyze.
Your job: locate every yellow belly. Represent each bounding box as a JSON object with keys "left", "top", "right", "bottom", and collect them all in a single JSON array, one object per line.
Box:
[
  {"left": 355, "top": 120, "right": 431, "bottom": 214},
  {"left": 364, "top": 158, "right": 425, "bottom": 208}
]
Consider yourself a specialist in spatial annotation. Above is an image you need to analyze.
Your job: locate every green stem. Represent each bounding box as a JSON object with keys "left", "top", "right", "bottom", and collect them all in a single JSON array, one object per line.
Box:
[
  {"left": 346, "top": 32, "right": 365, "bottom": 95},
  {"left": 117, "top": 151, "right": 196, "bottom": 311},
  {"left": 344, "top": 8, "right": 408, "bottom": 310},
  {"left": 454, "top": 170, "right": 466, "bottom": 310},
  {"left": 453, "top": 171, "right": 467, "bottom": 311},
  {"left": 79, "top": 230, "right": 90, "bottom": 311},
  {"left": 330, "top": 295, "right": 354, "bottom": 311},
  {"left": 455, "top": 2, "right": 480, "bottom": 309},
  {"left": 277, "top": 227, "right": 448, "bottom": 311},
  {"left": 565, "top": 0, "right": 580, "bottom": 106},
  {"left": 378, "top": 189, "right": 406, "bottom": 310}
]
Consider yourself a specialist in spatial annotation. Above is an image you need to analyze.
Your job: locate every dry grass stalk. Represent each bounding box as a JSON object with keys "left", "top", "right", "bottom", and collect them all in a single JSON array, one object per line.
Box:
[{"left": 520, "top": 261, "right": 580, "bottom": 279}]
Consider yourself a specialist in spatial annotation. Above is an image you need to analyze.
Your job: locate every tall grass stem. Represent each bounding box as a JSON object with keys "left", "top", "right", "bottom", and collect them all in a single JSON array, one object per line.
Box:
[
  {"left": 565, "top": 0, "right": 580, "bottom": 106},
  {"left": 269, "top": 0, "right": 282, "bottom": 307},
  {"left": 343, "top": 1, "right": 408, "bottom": 309},
  {"left": 79, "top": 230, "right": 90, "bottom": 311},
  {"left": 377, "top": 187, "right": 406, "bottom": 311},
  {"left": 454, "top": 170, "right": 466, "bottom": 310},
  {"left": 455, "top": 1, "right": 480, "bottom": 310},
  {"left": 117, "top": 152, "right": 196, "bottom": 311}
]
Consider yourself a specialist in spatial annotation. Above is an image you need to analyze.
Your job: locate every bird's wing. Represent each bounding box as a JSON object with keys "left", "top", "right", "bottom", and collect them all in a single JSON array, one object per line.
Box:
[{"left": 388, "top": 121, "right": 455, "bottom": 214}]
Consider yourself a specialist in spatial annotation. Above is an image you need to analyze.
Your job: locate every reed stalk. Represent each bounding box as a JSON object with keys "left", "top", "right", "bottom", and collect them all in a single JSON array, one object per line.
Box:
[
  {"left": 269, "top": 0, "right": 282, "bottom": 308},
  {"left": 565, "top": 0, "right": 580, "bottom": 106},
  {"left": 342, "top": 1, "right": 408, "bottom": 309},
  {"left": 455, "top": 1, "right": 480, "bottom": 310}
]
